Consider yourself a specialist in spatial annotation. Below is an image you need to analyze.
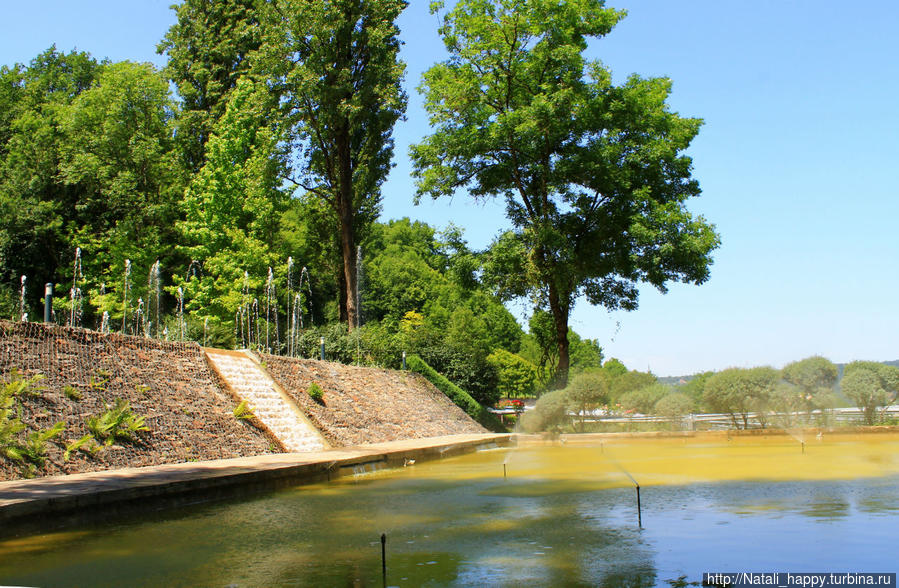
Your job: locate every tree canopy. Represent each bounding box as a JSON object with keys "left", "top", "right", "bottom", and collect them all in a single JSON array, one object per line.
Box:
[{"left": 411, "top": 0, "right": 719, "bottom": 388}]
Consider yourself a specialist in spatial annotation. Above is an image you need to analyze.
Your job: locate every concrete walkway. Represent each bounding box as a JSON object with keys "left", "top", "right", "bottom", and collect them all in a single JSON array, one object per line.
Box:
[{"left": 0, "top": 433, "right": 512, "bottom": 527}]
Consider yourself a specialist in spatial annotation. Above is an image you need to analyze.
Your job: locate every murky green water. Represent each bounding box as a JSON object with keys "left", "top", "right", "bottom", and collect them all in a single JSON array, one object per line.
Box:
[{"left": 1, "top": 435, "right": 897, "bottom": 586}]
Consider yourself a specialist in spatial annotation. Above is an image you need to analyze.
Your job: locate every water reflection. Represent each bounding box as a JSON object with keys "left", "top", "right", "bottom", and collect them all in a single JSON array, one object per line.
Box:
[{"left": 1, "top": 436, "right": 897, "bottom": 586}]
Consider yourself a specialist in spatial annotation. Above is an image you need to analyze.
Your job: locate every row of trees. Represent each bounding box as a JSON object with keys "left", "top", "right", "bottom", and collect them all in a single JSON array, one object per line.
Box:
[
  {"left": 523, "top": 355, "right": 899, "bottom": 432},
  {"left": 2, "top": 0, "right": 718, "bottom": 391}
]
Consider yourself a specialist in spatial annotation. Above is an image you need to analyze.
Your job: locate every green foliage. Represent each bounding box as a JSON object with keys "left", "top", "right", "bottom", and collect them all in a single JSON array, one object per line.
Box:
[
  {"left": 158, "top": 0, "right": 262, "bottom": 172},
  {"left": 232, "top": 400, "right": 254, "bottom": 420},
  {"left": 256, "top": 0, "right": 408, "bottom": 329},
  {"left": 63, "top": 385, "right": 82, "bottom": 401},
  {"left": 21, "top": 421, "right": 65, "bottom": 468},
  {"left": 703, "top": 367, "right": 778, "bottom": 429},
  {"left": 406, "top": 354, "right": 503, "bottom": 432},
  {"left": 307, "top": 383, "right": 324, "bottom": 403},
  {"left": 413, "top": 0, "right": 719, "bottom": 388},
  {"left": 620, "top": 383, "right": 670, "bottom": 415},
  {"left": 841, "top": 361, "right": 899, "bottom": 425},
  {"left": 564, "top": 371, "right": 609, "bottom": 432},
  {"left": 0, "top": 48, "right": 104, "bottom": 315},
  {"left": 175, "top": 78, "right": 288, "bottom": 326},
  {"left": 87, "top": 399, "right": 149, "bottom": 446},
  {"left": 64, "top": 433, "right": 98, "bottom": 461},
  {"left": 487, "top": 349, "right": 538, "bottom": 399},
  {"left": 653, "top": 392, "right": 694, "bottom": 421},
  {"left": 1, "top": 370, "right": 65, "bottom": 475},
  {"left": 521, "top": 390, "right": 569, "bottom": 434},
  {"left": 781, "top": 356, "right": 839, "bottom": 415}
]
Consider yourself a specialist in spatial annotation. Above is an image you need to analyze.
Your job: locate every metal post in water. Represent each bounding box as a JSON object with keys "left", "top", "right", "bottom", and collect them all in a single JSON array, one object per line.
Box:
[
  {"left": 320, "top": 336, "right": 325, "bottom": 361},
  {"left": 801, "top": 441, "right": 805, "bottom": 454},
  {"left": 503, "top": 463, "right": 507, "bottom": 479},
  {"left": 380, "top": 533, "right": 387, "bottom": 586},
  {"left": 44, "top": 283, "right": 53, "bottom": 323},
  {"left": 636, "top": 484, "right": 642, "bottom": 528}
]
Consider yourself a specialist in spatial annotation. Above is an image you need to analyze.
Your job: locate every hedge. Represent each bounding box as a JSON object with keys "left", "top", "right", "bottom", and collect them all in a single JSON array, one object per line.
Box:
[{"left": 406, "top": 354, "right": 504, "bottom": 432}]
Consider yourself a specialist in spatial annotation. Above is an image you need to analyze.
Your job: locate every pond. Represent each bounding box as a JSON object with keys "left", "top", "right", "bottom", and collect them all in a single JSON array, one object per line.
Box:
[{"left": 1, "top": 433, "right": 897, "bottom": 586}]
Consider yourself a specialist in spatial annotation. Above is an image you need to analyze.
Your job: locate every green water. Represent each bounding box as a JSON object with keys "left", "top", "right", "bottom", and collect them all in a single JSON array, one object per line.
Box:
[{"left": 1, "top": 436, "right": 897, "bottom": 586}]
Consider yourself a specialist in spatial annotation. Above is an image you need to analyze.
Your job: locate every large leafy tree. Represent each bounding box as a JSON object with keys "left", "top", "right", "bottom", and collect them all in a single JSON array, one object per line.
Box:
[
  {"left": 158, "top": 0, "right": 263, "bottom": 172},
  {"left": 60, "top": 60, "right": 185, "bottom": 315},
  {"left": 841, "top": 361, "right": 899, "bottom": 425},
  {"left": 175, "top": 78, "right": 288, "bottom": 325},
  {"left": 412, "top": 0, "right": 719, "bottom": 387},
  {"left": 256, "top": 0, "right": 408, "bottom": 330},
  {"left": 0, "top": 48, "right": 103, "bottom": 315}
]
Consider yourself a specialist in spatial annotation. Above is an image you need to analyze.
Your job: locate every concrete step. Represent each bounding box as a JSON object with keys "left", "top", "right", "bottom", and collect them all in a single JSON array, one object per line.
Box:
[{"left": 204, "top": 349, "right": 327, "bottom": 452}]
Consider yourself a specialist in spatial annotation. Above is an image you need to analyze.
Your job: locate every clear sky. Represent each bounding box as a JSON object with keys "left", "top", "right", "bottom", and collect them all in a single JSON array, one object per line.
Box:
[{"left": 2, "top": 1, "right": 897, "bottom": 376}]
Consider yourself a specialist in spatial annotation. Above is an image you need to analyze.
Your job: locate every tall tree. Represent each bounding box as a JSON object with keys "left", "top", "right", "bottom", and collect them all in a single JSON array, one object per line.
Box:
[
  {"left": 59, "top": 61, "right": 185, "bottom": 319},
  {"left": 158, "top": 0, "right": 263, "bottom": 172},
  {"left": 256, "top": 0, "right": 407, "bottom": 330},
  {"left": 411, "top": 0, "right": 719, "bottom": 387},
  {"left": 175, "top": 78, "right": 288, "bottom": 325},
  {"left": 0, "top": 48, "right": 103, "bottom": 314}
]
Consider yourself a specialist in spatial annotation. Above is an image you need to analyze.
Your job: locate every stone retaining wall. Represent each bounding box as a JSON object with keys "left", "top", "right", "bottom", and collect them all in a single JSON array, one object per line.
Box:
[
  {"left": 260, "top": 353, "right": 486, "bottom": 447},
  {"left": 0, "top": 321, "right": 279, "bottom": 481}
]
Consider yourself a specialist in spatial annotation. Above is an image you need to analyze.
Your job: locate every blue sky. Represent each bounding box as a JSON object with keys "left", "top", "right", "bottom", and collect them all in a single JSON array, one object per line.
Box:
[{"left": 3, "top": 1, "right": 897, "bottom": 376}]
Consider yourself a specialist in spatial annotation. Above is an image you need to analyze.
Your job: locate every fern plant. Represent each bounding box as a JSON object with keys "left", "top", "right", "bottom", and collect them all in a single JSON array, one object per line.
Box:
[
  {"left": 64, "top": 434, "right": 98, "bottom": 461},
  {"left": 233, "top": 400, "right": 255, "bottom": 420},
  {"left": 87, "top": 399, "right": 149, "bottom": 446}
]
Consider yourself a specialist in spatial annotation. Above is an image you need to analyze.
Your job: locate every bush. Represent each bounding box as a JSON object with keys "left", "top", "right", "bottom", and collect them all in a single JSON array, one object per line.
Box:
[
  {"left": 406, "top": 354, "right": 504, "bottom": 431},
  {"left": 307, "top": 382, "right": 324, "bottom": 403},
  {"left": 653, "top": 392, "right": 694, "bottom": 422},
  {"left": 487, "top": 349, "right": 538, "bottom": 398},
  {"left": 619, "top": 383, "right": 670, "bottom": 415}
]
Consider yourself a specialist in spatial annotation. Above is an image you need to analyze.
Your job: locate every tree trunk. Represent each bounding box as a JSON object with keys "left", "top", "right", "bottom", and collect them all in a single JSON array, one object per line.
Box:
[
  {"left": 335, "top": 124, "right": 357, "bottom": 331},
  {"left": 547, "top": 280, "right": 570, "bottom": 390}
]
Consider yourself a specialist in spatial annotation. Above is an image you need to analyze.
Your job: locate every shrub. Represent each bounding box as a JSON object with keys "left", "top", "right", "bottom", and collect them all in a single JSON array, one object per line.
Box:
[
  {"left": 487, "top": 349, "right": 538, "bottom": 398},
  {"left": 87, "top": 399, "right": 149, "bottom": 446},
  {"left": 406, "top": 354, "right": 504, "bottom": 431},
  {"left": 233, "top": 400, "right": 255, "bottom": 420},
  {"left": 307, "top": 383, "right": 324, "bottom": 403}
]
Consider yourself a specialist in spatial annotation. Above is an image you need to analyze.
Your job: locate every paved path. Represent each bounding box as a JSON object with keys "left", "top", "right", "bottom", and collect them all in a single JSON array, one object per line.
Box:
[{"left": 0, "top": 433, "right": 511, "bottom": 526}]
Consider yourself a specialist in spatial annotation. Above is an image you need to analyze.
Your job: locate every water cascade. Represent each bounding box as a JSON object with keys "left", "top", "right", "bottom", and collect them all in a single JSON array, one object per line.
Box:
[
  {"left": 264, "top": 267, "right": 279, "bottom": 353},
  {"left": 68, "top": 248, "right": 83, "bottom": 328},
  {"left": 18, "top": 276, "right": 26, "bottom": 322},
  {"left": 145, "top": 260, "right": 161, "bottom": 338},
  {"left": 135, "top": 298, "right": 145, "bottom": 337},
  {"left": 176, "top": 287, "right": 186, "bottom": 342},
  {"left": 122, "top": 260, "right": 131, "bottom": 333}
]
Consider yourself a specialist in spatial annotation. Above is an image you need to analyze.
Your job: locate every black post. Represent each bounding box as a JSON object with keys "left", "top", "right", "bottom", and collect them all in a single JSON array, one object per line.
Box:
[
  {"left": 503, "top": 463, "right": 507, "bottom": 479},
  {"left": 380, "top": 533, "right": 387, "bottom": 586},
  {"left": 636, "top": 484, "right": 642, "bottom": 528},
  {"left": 44, "top": 283, "right": 53, "bottom": 323},
  {"left": 320, "top": 336, "right": 325, "bottom": 361},
  {"left": 402, "top": 351, "right": 407, "bottom": 370},
  {"left": 801, "top": 441, "right": 805, "bottom": 454}
]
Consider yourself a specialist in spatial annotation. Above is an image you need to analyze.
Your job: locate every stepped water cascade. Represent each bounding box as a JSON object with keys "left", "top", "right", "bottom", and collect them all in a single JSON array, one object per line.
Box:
[{"left": 204, "top": 349, "right": 327, "bottom": 452}]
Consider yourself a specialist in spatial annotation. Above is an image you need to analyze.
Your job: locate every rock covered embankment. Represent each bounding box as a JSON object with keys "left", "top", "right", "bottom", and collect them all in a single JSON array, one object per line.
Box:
[
  {"left": 260, "top": 353, "right": 486, "bottom": 447},
  {"left": 0, "top": 321, "right": 278, "bottom": 481},
  {"left": 1, "top": 321, "right": 487, "bottom": 481}
]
